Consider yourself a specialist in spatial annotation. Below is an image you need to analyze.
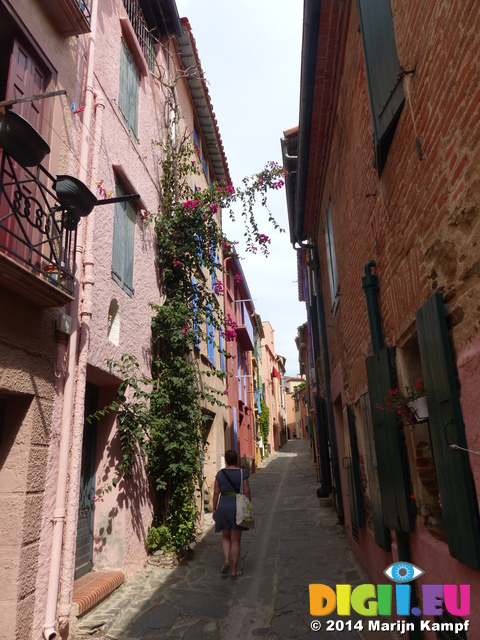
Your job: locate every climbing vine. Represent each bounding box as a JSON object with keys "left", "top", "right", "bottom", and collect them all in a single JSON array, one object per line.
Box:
[
  {"left": 95, "top": 87, "right": 285, "bottom": 556},
  {"left": 259, "top": 399, "right": 270, "bottom": 449}
]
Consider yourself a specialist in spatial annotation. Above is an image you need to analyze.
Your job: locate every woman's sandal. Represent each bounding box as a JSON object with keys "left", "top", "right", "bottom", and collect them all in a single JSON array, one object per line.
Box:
[
  {"left": 231, "top": 570, "right": 243, "bottom": 579},
  {"left": 220, "top": 563, "right": 230, "bottom": 575}
]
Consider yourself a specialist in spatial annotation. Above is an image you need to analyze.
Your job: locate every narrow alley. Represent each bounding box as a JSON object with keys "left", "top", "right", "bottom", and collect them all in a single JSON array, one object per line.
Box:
[{"left": 73, "top": 440, "right": 399, "bottom": 640}]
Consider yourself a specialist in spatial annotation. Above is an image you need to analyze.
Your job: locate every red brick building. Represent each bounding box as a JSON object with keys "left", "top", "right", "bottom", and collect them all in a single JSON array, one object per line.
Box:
[{"left": 283, "top": 0, "right": 480, "bottom": 635}]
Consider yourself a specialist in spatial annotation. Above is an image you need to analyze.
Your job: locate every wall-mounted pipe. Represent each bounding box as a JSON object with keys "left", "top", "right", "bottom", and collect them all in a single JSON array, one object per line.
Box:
[
  {"left": 361, "top": 260, "right": 384, "bottom": 355},
  {"left": 43, "top": 2, "right": 99, "bottom": 637}
]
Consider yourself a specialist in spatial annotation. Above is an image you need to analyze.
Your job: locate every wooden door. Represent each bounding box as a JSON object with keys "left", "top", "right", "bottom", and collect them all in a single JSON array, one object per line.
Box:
[{"left": 75, "top": 384, "right": 98, "bottom": 580}]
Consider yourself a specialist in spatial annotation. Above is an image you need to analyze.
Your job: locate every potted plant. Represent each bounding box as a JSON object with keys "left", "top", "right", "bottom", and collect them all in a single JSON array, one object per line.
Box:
[
  {"left": 54, "top": 174, "right": 97, "bottom": 217},
  {"left": 378, "top": 380, "right": 428, "bottom": 425},
  {"left": 0, "top": 110, "right": 50, "bottom": 167}
]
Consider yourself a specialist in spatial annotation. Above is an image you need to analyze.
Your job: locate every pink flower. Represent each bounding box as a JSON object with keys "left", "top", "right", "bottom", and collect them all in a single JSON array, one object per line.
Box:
[
  {"left": 213, "top": 281, "right": 224, "bottom": 296},
  {"left": 174, "top": 260, "right": 182, "bottom": 266},
  {"left": 182, "top": 324, "right": 188, "bottom": 336},
  {"left": 234, "top": 274, "right": 242, "bottom": 283},
  {"left": 210, "top": 204, "right": 218, "bottom": 213},
  {"left": 225, "top": 185, "right": 235, "bottom": 194},
  {"left": 223, "top": 389, "right": 228, "bottom": 395}
]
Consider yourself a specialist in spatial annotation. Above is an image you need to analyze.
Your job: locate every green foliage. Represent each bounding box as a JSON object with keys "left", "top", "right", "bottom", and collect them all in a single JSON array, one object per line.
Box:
[
  {"left": 259, "top": 400, "right": 270, "bottom": 447},
  {"left": 93, "top": 120, "right": 285, "bottom": 557},
  {"left": 145, "top": 524, "right": 174, "bottom": 553}
]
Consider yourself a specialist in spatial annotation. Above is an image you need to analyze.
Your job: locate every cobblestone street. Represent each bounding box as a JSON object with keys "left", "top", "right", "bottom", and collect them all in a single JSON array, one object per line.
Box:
[{"left": 73, "top": 440, "right": 399, "bottom": 640}]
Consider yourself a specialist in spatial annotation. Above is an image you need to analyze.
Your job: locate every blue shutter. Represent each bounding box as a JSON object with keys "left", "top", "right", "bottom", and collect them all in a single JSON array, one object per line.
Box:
[
  {"left": 219, "top": 330, "right": 225, "bottom": 372},
  {"left": 357, "top": 0, "right": 404, "bottom": 175},
  {"left": 191, "top": 278, "right": 201, "bottom": 349},
  {"left": 206, "top": 304, "right": 216, "bottom": 366}
]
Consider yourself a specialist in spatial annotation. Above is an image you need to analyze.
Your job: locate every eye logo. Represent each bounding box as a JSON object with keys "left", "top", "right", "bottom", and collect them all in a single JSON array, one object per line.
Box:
[{"left": 384, "top": 562, "right": 424, "bottom": 583}]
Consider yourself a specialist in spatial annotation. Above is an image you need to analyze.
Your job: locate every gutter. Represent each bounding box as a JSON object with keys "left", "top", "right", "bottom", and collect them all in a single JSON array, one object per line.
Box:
[{"left": 295, "top": 0, "right": 322, "bottom": 244}]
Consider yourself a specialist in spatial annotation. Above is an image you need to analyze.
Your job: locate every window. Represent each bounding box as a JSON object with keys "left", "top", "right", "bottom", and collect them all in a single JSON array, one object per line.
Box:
[
  {"left": 324, "top": 203, "right": 340, "bottom": 314},
  {"left": 112, "top": 182, "right": 135, "bottom": 296},
  {"left": 357, "top": 0, "right": 404, "bottom": 175},
  {"left": 119, "top": 38, "right": 140, "bottom": 137}
]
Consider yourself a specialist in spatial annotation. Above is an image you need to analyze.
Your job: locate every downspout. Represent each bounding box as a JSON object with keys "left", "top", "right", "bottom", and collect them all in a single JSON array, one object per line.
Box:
[
  {"left": 43, "top": 2, "right": 98, "bottom": 638},
  {"left": 58, "top": 89, "right": 105, "bottom": 630}
]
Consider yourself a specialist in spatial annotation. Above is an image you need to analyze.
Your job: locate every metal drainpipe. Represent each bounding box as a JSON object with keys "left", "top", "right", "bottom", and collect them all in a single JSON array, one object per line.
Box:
[
  {"left": 311, "top": 246, "right": 344, "bottom": 523},
  {"left": 361, "top": 260, "right": 383, "bottom": 354},
  {"left": 57, "top": 89, "right": 104, "bottom": 631},
  {"left": 43, "top": 2, "right": 98, "bottom": 637}
]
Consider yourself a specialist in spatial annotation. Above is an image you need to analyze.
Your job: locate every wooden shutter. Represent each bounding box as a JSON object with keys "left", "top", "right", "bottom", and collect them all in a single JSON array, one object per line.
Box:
[
  {"left": 112, "top": 182, "right": 135, "bottom": 296},
  {"left": 112, "top": 198, "right": 126, "bottom": 289},
  {"left": 416, "top": 293, "right": 480, "bottom": 570},
  {"left": 346, "top": 406, "right": 365, "bottom": 531},
  {"left": 123, "top": 200, "right": 135, "bottom": 296},
  {"left": 324, "top": 204, "right": 339, "bottom": 312},
  {"left": 119, "top": 39, "right": 139, "bottom": 137},
  {"left": 360, "top": 392, "right": 391, "bottom": 550},
  {"left": 366, "top": 347, "right": 414, "bottom": 532},
  {"left": 357, "top": 0, "right": 404, "bottom": 175}
]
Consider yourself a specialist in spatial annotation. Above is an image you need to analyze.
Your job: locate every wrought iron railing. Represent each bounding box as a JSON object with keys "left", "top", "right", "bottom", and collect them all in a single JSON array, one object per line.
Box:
[
  {"left": 121, "top": 0, "right": 156, "bottom": 72},
  {"left": 0, "top": 152, "right": 77, "bottom": 296},
  {"left": 77, "top": 0, "right": 92, "bottom": 25}
]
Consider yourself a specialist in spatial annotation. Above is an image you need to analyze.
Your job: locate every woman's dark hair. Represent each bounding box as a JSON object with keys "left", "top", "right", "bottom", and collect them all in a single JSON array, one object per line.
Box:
[{"left": 225, "top": 449, "right": 238, "bottom": 466}]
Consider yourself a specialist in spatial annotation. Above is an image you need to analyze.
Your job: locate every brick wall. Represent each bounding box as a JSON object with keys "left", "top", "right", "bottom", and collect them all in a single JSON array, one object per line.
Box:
[{"left": 313, "top": 0, "right": 480, "bottom": 400}]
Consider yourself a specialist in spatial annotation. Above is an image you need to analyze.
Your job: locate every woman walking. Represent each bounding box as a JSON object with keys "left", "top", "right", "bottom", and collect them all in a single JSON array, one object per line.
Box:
[{"left": 212, "top": 449, "right": 251, "bottom": 578}]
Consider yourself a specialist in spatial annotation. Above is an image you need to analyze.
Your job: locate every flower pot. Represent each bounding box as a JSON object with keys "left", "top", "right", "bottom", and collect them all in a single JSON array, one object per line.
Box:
[
  {"left": 407, "top": 396, "right": 429, "bottom": 422},
  {"left": 54, "top": 174, "right": 97, "bottom": 217},
  {"left": 0, "top": 110, "right": 50, "bottom": 167}
]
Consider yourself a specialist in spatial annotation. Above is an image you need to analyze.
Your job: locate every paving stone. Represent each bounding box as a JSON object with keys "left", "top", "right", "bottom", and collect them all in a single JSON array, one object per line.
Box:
[{"left": 70, "top": 441, "right": 402, "bottom": 640}]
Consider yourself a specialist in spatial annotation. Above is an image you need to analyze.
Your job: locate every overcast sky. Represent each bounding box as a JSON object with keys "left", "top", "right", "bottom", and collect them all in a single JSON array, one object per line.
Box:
[{"left": 176, "top": 0, "right": 306, "bottom": 377}]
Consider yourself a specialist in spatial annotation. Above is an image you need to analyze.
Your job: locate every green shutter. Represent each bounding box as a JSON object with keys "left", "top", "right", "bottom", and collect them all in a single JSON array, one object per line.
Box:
[
  {"left": 119, "top": 38, "right": 139, "bottom": 137},
  {"left": 112, "top": 199, "right": 126, "bottom": 289},
  {"left": 112, "top": 184, "right": 135, "bottom": 297},
  {"left": 366, "top": 347, "right": 414, "bottom": 532},
  {"left": 416, "top": 293, "right": 480, "bottom": 570},
  {"left": 123, "top": 201, "right": 135, "bottom": 296},
  {"left": 357, "top": 0, "right": 404, "bottom": 175},
  {"left": 360, "top": 393, "right": 391, "bottom": 550},
  {"left": 346, "top": 405, "right": 365, "bottom": 530}
]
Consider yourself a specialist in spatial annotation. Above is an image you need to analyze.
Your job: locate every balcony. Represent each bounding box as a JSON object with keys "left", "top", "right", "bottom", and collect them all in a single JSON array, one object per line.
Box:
[
  {"left": 0, "top": 152, "right": 77, "bottom": 306},
  {"left": 236, "top": 301, "right": 254, "bottom": 351},
  {"left": 43, "top": 0, "right": 92, "bottom": 36}
]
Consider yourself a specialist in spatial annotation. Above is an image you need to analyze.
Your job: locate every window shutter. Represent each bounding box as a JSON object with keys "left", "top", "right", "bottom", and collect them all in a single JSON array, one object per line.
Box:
[
  {"left": 325, "top": 204, "right": 340, "bottom": 313},
  {"left": 416, "top": 293, "right": 480, "bottom": 570},
  {"left": 366, "top": 347, "right": 414, "bottom": 532},
  {"left": 360, "top": 393, "right": 391, "bottom": 550},
  {"left": 357, "top": 0, "right": 404, "bottom": 175},
  {"left": 112, "top": 199, "right": 126, "bottom": 289},
  {"left": 123, "top": 201, "right": 135, "bottom": 296},
  {"left": 346, "top": 406, "right": 365, "bottom": 531}
]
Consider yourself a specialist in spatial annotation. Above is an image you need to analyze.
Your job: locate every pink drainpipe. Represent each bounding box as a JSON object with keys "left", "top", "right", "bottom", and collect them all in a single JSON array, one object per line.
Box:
[
  {"left": 43, "top": 1, "right": 98, "bottom": 637},
  {"left": 57, "top": 88, "right": 105, "bottom": 632}
]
